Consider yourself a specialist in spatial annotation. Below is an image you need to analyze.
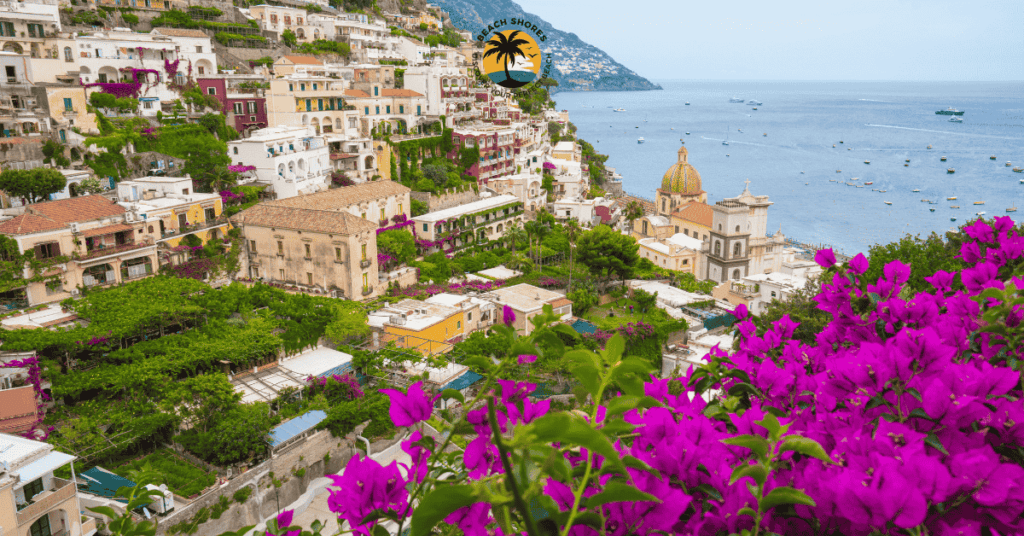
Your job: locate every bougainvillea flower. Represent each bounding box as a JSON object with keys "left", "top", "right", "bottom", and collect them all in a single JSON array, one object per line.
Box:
[
  {"left": 502, "top": 304, "right": 516, "bottom": 326},
  {"left": 814, "top": 248, "right": 837, "bottom": 268},
  {"left": 379, "top": 381, "right": 437, "bottom": 427}
]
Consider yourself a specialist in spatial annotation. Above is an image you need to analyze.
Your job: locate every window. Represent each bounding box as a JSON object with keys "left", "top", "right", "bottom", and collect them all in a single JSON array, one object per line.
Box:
[
  {"left": 300, "top": 83, "right": 306, "bottom": 91},
  {"left": 279, "top": 268, "right": 285, "bottom": 280},
  {"left": 374, "top": 86, "right": 379, "bottom": 96},
  {"left": 423, "top": 223, "right": 428, "bottom": 232},
  {"left": 335, "top": 247, "right": 342, "bottom": 261},
  {"left": 379, "top": 208, "right": 385, "bottom": 220},
  {"left": 250, "top": 240, "right": 257, "bottom": 252},
  {"left": 399, "top": 105, "right": 404, "bottom": 113},
  {"left": 198, "top": 66, "right": 206, "bottom": 75},
  {"left": 307, "top": 272, "right": 313, "bottom": 285},
  {"left": 467, "top": 312, "right": 473, "bottom": 321},
  {"left": 233, "top": 147, "right": 239, "bottom": 154},
  {"left": 23, "top": 478, "right": 44, "bottom": 501},
  {"left": 289, "top": 83, "right": 294, "bottom": 91},
  {"left": 205, "top": 207, "right": 216, "bottom": 221},
  {"left": 304, "top": 243, "right": 311, "bottom": 258},
  {"left": 46, "top": 280, "right": 63, "bottom": 295},
  {"left": 28, "top": 507, "right": 50, "bottom": 536},
  {"left": 362, "top": 272, "right": 368, "bottom": 289},
  {"left": 63, "top": 98, "right": 73, "bottom": 111},
  {"left": 207, "top": 87, "right": 216, "bottom": 95},
  {"left": 277, "top": 240, "right": 284, "bottom": 254},
  {"left": 34, "top": 242, "right": 60, "bottom": 259},
  {"left": 364, "top": 106, "right": 370, "bottom": 115},
  {"left": 457, "top": 320, "right": 462, "bottom": 329},
  {"left": 234, "top": 102, "right": 243, "bottom": 114},
  {"left": 178, "top": 213, "right": 188, "bottom": 227},
  {"left": 64, "top": 46, "right": 73, "bottom": 62},
  {"left": 361, "top": 244, "right": 367, "bottom": 261},
  {"left": 0, "top": 22, "right": 15, "bottom": 37},
  {"left": 375, "top": 106, "right": 380, "bottom": 114},
  {"left": 417, "top": 105, "right": 422, "bottom": 115},
  {"left": 248, "top": 101, "right": 257, "bottom": 114},
  {"left": 386, "top": 105, "right": 391, "bottom": 113},
  {"left": 196, "top": 46, "right": 203, "bottom": 53},
  {"left": 771, "top": 291, "right": 777, "bottom": 298},
  {"left": 318, "top": 99, "right": 323, "bottom": 111}
]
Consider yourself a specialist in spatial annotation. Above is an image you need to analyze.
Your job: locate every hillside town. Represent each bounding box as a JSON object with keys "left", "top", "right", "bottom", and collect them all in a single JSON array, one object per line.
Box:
[{"left": 0, "top": 0, "right": 834, "bottom": 535}]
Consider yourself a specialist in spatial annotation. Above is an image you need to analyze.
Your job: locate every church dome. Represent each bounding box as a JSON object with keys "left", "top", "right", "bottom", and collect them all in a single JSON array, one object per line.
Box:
[{"left": 659, "top": 146, "right": 703, "bottom": 195}]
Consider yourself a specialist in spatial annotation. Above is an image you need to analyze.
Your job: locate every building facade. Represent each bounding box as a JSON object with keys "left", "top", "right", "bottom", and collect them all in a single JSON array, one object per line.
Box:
[
  {"left": 0, "top": 434, "right": 94, "bottom": 536},
  {"left": 227, "top": 126, "right": 330, "bottom": 200}
]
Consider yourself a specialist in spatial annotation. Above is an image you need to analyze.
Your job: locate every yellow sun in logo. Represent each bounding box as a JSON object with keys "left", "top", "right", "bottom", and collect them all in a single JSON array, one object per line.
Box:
[{"left": 481, "top": 30, "right": 541, "bottom": 89}]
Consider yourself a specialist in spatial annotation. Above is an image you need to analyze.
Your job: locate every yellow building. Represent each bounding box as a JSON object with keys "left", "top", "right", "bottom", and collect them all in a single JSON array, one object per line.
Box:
[
  {"left": 637, "top": 233, "right": 702, "bottom": 275},
  {"left": 551, "top": 141, "right": 579, "bottom": 162},
  {"left": 632, "top": 214, "right": 673, "bottom": 240},
  {"left": 368, "top": 298, "right": 465, "bottom": 355},
  {"left": 115, "top": 176, "right": 230, "bottom": 250},
  {"left": 656, "top": 146, "right": 706, "bottom": 217},
  {"left": 42, "top": 84, "right": 99, "bottom": 137},
  {"left": 670, "top": 200, "right": 712, "bottom": 242}
]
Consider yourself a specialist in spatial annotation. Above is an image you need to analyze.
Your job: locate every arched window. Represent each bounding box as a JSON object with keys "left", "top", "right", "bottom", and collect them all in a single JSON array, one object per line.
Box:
[
  {"left": 735, "top": 225, "right": 740, "bottom": 232},
  {"left": 662, "top": 198, "right": 666, "bottom": 212},
  {"left": 714, "top": 241, "right": 721, "bottom": 256},
  {"left": 718, "top": 224, "right": 722, "bottom": 231},
  {"left": 148, "top": 225, "right": 154, "bottom": 233},
  {"left": 733, "top": 242, "right": 741, "bottom": 257},
  {"left": 64, "top": 46, "right": 73, "bottom": 62},
  {"left": 732, "top": 269, "right": 741, "bottom": 280}
]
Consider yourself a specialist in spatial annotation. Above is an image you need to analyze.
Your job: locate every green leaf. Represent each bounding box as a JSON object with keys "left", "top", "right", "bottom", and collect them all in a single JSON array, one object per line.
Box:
[
  {"left": 602, "top": 333, "right": 626, "bottom": 364},
  {"left": 727, "top": 382, "right": 763, "bottom": 399},
  {"left": 371, "top": 526, "right": 390, "bottom": 536},
  {"left": 778, "top": 435, "right": 832, "bottom": 463},
  {"left": 440, "top": 389, "right": 464, "bottom": 404},
  {"left": 737, "top": 506, "right": 758, "bottom": 519},
  {"left": 695, "top": 483, "right": 722, "bottom": 501},
  {"left": 721, "top": 435, "right": 771, "bottom": 459},
  {"left": 758, "top": 486, "right": 816, "bottom": 511},
  {"left": 979, "top": 287, "right": 1005, "bottom": 300},
  {"left": 924, "top": 432, "right": 949, "bottom": 455},
  {"left": 570, "top": 363, "right": 601, "bottom": 399},
  {"left": 462, "top": 355, "right": 492, "bottom": 372},
  {"left": 754, "top": 413, "right": 784, "bottom": 440},
  {"left": 909, "top": 408, "right": 934, "bottom": 421},
  {"left": 569, "top": 512, "right": 603, "bottom": 530},
  {"left": 584, "top": 482, "right": 659, "bottom": 508},
  {"left": 529, "top": 413, "right": 624, "bottom": 471},
  {"left": 729, "top": 462, "right": 768, "bottom": 487},
  {"left": 410, "top": 485, "right": 480, "bottom": 536}
]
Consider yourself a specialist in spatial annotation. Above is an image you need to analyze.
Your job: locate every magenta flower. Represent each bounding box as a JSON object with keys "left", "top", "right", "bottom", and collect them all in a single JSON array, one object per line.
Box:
[
  {"left": 517, "top": 354, "right": 537, "bottom": 364},
  {"left": 502, "top": 304, "right": 516, "bottom": 326},
  {"left": 847, "top": 252, "right": 869, "bottom": 275},
  {"left": 379, "top": 381, "right": 437, "bottom": 427},
  {"left": 443, "top": 503, "right": 492, "bottom": 536},
  {"left": 814, "top": 248, "right": 837, "bottom": 268},
  {"left": 268, "top": 510, "right": 299, "bottom": 536},
  {"left": 327, "top": 456, "right": 409, "bottom": 535}
]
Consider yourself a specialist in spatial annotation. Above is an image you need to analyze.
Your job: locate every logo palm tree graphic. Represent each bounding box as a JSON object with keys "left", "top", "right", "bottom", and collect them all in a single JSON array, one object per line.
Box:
[{"left": 484, "top": 30, "right": 532, "bottom": 88}]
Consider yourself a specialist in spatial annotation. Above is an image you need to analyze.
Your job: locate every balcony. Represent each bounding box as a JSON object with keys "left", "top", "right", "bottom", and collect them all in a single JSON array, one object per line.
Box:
[
  {"left": 360, "top": 259, "right": 371, "bottom": 268},
  {"left": 17, "top": 478, "right": 75, "bottom": 526},
  {"left": 77, "top": 238, "right": 155, "bottom": 261},
  {"left": 62, "top": 109, "right": 77, "bottom": 117},
  {"left": 159, "top": 216, "right": 229, "bottom": 240}
]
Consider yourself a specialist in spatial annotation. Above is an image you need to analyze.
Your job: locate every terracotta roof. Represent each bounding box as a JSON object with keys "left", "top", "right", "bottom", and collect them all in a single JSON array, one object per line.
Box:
[
  {"left": 550, "top": 297, "right": 573, "bottom": 308},
  {"left": 279, "top": 55, "right": 323, "bottom": 65},
  {"left": 343, "top": 89, "right": 371, "bottom": 98},
  {"left": 671, "top": 201, "right": 713, "bottom": 228},
  {"left": 80, "top": 223, "right": 134, "bottom": 238},
  {"left": 27, "top": 195, "right": 125, "bottom": 225},
  {"left": 153, "top": 28, "right": 208, "bottom": 38},
  {"left": 621, "top": 195, "right": 655, "bottom": 215},
  {"left": 330, "top": 153, "right": 358, "bottom": 160},
  {"left": 231, "top": 203, "right": 376, "bottom": 235},
  {"left": 273, "top": 181, "right": 410, "bottom": 211},
  {"left": 0, "top": 214, "right": 64, "bottom": 235},
  {"left": 382, "top": 88, "right": 423, "bottom": 97}
]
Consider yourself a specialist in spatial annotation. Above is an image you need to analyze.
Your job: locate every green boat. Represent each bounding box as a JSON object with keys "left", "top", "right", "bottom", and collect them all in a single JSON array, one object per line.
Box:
[{"left": 936, "top": 107, "right": 965, "bottom": 116}]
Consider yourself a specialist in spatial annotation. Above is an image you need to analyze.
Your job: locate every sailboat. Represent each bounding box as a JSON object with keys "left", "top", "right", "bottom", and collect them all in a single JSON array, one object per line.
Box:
[{"left": 723, "top": 126, "right": 730, "bottom": 146}]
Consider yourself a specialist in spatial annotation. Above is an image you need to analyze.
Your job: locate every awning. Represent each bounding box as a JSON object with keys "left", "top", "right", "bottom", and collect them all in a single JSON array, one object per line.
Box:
[
  {"left": 81, "top": 223, "right": 134, "bottom": 238},
  {"left": 441, "top": 370, "right": 482, "bottom": 391},
  {"left": 15, "top": 451, "right": 75, "bottom": 485},
  {"left": 269, "top": 410, "right": 327, "bottom": 447},
  {"left": 139, "top": 97, "right": 159, "bottom": 102}
]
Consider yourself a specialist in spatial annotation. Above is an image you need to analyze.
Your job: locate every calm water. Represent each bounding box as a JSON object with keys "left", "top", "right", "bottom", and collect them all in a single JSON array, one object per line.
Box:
[{"left": 553, "top": 80, "right": 1024, "bottom": 255}]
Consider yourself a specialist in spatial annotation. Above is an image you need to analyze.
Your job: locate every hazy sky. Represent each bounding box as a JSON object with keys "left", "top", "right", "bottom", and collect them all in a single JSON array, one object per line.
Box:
[{"left": 513, "top": 0, "right": 1024, "bottom": 81}]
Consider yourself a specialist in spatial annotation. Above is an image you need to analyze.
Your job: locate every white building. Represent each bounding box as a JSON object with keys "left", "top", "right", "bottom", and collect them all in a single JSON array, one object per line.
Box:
[
  {"left": 397, "top": 36, "right": 429, "bottom": 64},
  {"left": 76, "top": 29, "right": 216, "bottom": 115},
  {"left": 412, "top": 194, "right": 524, "bottom": 254},
  {"left": 485, "top": 172, "right": 546, "bottom": 212},
  {"left": 250, "top": 5, "right": 322, "bottom": 42},
  {"left": 704, "top": 181, "right": 791, "bottom": 282},
  {"left": 227, "top": 126, "right": 330, "bottom": 200},
  {"left": 403, "top": 65, "right": 472, "bottom": 118}
]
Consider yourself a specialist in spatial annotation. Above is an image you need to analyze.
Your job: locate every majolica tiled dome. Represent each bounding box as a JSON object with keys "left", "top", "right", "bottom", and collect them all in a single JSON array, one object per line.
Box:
[{"left": 660, "top": 146, "right": 702, "bottom": 195}]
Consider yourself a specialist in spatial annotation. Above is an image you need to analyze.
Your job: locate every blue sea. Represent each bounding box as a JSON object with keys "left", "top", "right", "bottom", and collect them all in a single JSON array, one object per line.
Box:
[{"left": 552, "top": 80, "right": 1024, "bottom": 255}]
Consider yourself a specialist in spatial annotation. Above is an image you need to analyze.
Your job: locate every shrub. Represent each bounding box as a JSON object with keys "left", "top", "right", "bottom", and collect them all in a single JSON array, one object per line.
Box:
[{"left": 232, "top": 486, "right": 252, "bottom": 504}]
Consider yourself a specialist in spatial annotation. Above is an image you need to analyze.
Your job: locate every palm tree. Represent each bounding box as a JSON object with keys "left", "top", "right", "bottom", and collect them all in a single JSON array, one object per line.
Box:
[
  {"left": 483, "top": 31, "right": 530, "bottom": 85},
  {"left": 623, "top": 200, "right": 645, "bottom": 233},
  {"left": 504, "top": 220, "right": 526, "bottom": 254}
]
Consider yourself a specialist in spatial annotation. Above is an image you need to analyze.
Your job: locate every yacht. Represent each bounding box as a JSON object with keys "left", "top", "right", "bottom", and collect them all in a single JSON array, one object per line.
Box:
[
  {"left": 1014, "top": 167, "right": 1024, "bottom": 173},
  {"left": 927, "top": 145, "right": 933, "bottom": 149},
  {"left": 974, "top": 201, "right": 985, "bottom": 205},
  {"left": 864, "top": 181, "right": 874, "bottom": 185},
  {"left": 613, "top": 108, "right": 626, "bottom": 112},
  {"left": 864, "top": 160, "right": 870, "bottom": 164},
  {"left": 1007, "top": 206, "right": 1018, "bottom": 213},
  {"left": 936, "top": 107, "right": 965, "bottom": 115},
  {"left": 951, "top": 217, "right": 957, "bottom": 222},
  {"left": 913, "top": 188, "right": 921, "bottom": 192},
  {"left": 685, "top": 132, "right": 690, "bottom": 135},
  {"left": 729, "top": 97, "right": 745, "bottom": 103},
  {"left": 990, "top": 155, "right": 997, "bottom": 160},
  {"left": 941, "top": 156, "right": 947, "bottom": 161},
  {"left": 906, "top": 159, "right": 911, "bottom": 162},
  {"left": 949, "top": 116, "right": 963, "bottom": 123},
  {"left": 947, "top": 196, "right": 958, "bottom": 200},
  {"left": 1006, "top": 162, "right": 1013, "bottom": 167},
  {"left": 930, "top": 208, "right": 936, "bottom": 212},
  {"left": 637, "top": 137, "right": 645, "bottom": 144},
  {"left": 948, "top": 168, "right": 956, "bottom": 173},
  {"left": 885, "top": 201, "right": 893, "bottom": 205},
  {"left": 685, "top": 102, "right": 690, "bottom": 105},
  {"left": 976, "top": 211, "right": 986, "bottom": 216},
  {"left": 763, "top": 133, "right": 768, "bottom": 137},
  {"left": 747, "top": 100, "right": 762, "bottom": 106},
  {"left": 951, "top": 205, "right": 960, "bottom": 209}
]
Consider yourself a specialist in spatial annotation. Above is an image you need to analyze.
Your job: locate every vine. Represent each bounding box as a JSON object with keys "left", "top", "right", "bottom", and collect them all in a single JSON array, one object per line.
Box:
[{"left": 1, "top": 356, "right": 52, "bottom": 439}]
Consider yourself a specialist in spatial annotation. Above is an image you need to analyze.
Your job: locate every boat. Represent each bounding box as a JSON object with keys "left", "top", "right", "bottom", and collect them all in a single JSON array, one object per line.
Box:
[
  {"left": 752, "top": 107, "right": 758, "bottom": 110},
  {"left": 1008, "top": 206, "right": 1018, "bottom": 213},
  {"left": 885, "top": 201, "right": 893, "bottom": 205},
  {"left": 905, "top": 164, "right": 909, "bottom": 167},
  {"left": 990, "top": 155, "right": 997, "bottom": 160},
  {"left": 840, "top": 141, "right": 844, "bottom": 144},
  {"left": 941, "top": 156, "right": 947, "bottom": 161},
  {"left": 906, "top": 159, "right": 911, "bottom": 162},
  {"left": 977, "top": 211, "right": 986, "bottom": 216},
  {"left": 747, "top": 100, "right": 762, "bottom": 105},
  {"left": 613, "top": 108, "right": 626, "bottom": 112},
  {"left": 947, "top": 196, "right": 958, "bottom": 200},
  {"left": 671, "top": 127, "right": 675, "bottom": 130},
  {"left": 864, "top": 181, "right": 873, "bottom": 185},
  {"left": 949, "top": 116, "right": 963, "bottom": 123},
  {"left": 685, "top": 132, "right": 690, "bottom": 135},
  {"left": 685, "top": 102, "right": 690, "bottom": 105},
  {"left": 921, "top": 199, "right": 929, "bottom": 203},
  {"left": 723, "top": 126, "right": 730, "bottom": 146},
  {"left": 913, "top": 188, "right": 921, "bottom": 192},
  {"left": 1014, "top": 167, "right": 1023, "bottom": 173},
  {"left": 1006, "top": 162, "right": 1013, "bottom": 167},
  {"left": 836, "top": 170, "right": 842, "bottom": 173},
  {"left": 948, "top": 168, "right": 956, "bottom": 173},
  {"left": 974, "top": 201, "right": 985, "bottom": 205},
  {"left": 856, "top": 185, "right": 864, "bottom": 188},
  {"left": 929, "top": 201, "right": 938, "bottom": 204},
  {"left": 951, "top": 217, "right": 957, "bottom": 222},
  {"left": 927, "top": 145, "right": 933, "bottom": 149},
  {"left": 726, "top": 154, "right": 730, "bottom": 157},
  {"left": 637, "top": 137, "right": 645, "bottom": 144},
  {"left": 833, "top": 144, "right": 836, "bottom": 148},
  {"left": 864, "top": 161, "right": 870, "bottom": 164},
  {"left": 729, "top": 97, "right": 744, "bottom": 103},
  {"left": 881, "top": 190, "right": 887, "bottom": 193},
  {"left": 936, "top": 107, "right": 965, "bottom": 115},
  {"left": 763, "top": 133, "right": 767, "bottom": 137},
  {"left": 951, "top": 205, "right": 960, "bottom": 209},
  {"left": 801, "top": 171, "right": 805, "bottom": 174},
  {"left": 851, "top": 177, "right": 859, "bottom": 181},
  {"left": 738, "top": 129, "right": 742, "bottom": 132},
  {"left": 930, "top": 208, "right": 936, "bottom": 212}
]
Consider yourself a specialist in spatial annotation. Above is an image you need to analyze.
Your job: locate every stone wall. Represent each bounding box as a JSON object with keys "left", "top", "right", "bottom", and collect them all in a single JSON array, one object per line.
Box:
[
  {"left": 0, "top": 138, "right": 45, "bottom": 172},
  {"left": 156, "top": 426, "right": 402, "bottom": 536},
  {"left": 410, "top": 187, "right": 479, "bottom": 212}
]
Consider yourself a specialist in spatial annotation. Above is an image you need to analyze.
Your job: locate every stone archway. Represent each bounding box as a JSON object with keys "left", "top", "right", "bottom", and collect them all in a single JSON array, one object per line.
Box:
[{"left": 3, "top": 42, "right": 22, "bottom": 54}]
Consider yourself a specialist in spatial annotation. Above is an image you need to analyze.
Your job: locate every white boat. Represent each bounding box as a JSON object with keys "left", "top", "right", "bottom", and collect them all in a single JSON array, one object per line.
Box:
[
  {"left": 913, "top": 189, "right": 920, "bottom": 192},
  {"left": 977, "top": 211, "right": 986, "bottom": 216},
  {"left": 637, "top": 137, "right": 645, "bottom": 144},
  {"left": 613, "top": 108, "right": 626, "bottom": 112},
  {"left": 949, "top": 116, "right": 963, "bottom": 123},
  {"left": 685, "top": 102, "right": 690, "bottom": 105},
  {"left": 747, "top": 100, "right": 762, "bottom": 106},
  {"left": 729, "top": 97, "right": 744, "bottom": 103},
  {"left": 885, "top": 201, "right": 893, "bottom": 205},
  {"left": 723, "top": 126, "right": 730, "bottom": 146}
]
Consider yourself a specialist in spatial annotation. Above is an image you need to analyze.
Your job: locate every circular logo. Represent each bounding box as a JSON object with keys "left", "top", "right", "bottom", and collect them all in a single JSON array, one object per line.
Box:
[{"left": 481, "top": 30, "right": 542, "bottom": 89}]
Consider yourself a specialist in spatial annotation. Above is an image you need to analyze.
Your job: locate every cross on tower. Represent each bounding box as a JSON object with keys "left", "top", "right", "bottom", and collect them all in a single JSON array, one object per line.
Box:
[{"left": 743, "top": 179, "right": 751, "bottom": 191}]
